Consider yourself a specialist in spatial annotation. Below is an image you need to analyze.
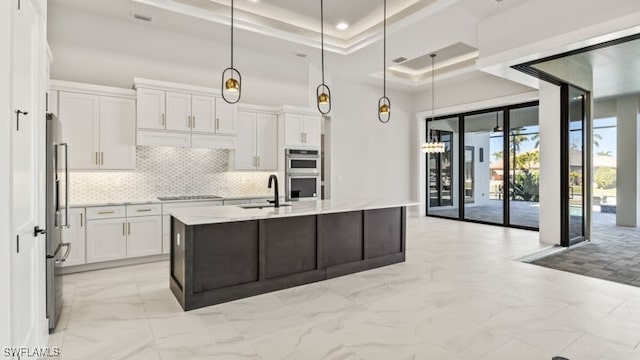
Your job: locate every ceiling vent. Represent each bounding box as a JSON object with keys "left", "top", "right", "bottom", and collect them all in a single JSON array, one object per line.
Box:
[
  {"left": 392, "top": 57, "right": 408, "bottom": 64},
  {"left": 131, "top": 13, "right": 153, "bottom": 22}
]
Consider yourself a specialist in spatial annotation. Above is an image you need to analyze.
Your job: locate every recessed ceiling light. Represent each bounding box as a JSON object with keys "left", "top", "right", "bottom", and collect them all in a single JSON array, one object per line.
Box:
[{"left": 336, "top": 22, "right": 349, "bottom": 30}]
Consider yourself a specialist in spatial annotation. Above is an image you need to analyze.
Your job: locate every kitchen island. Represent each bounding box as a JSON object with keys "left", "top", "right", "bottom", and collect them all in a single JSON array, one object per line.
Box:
[{"left": 168, "top": 199, "right": 416, "bottom": 310}]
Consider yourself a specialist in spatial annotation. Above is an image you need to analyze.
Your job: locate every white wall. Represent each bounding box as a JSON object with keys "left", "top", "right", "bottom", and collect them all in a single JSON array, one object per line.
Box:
[
  {"left": 538, "top": 82, "right": 561, "bottom": 245},
  {"left": 330, "top": 79, "right": 415, "bottom": 201},
  {"left": 48, "top": 5, "right": 308, "bottom": 107},
  {"left": 0, "top": 0, "right": 12, "bottom": 350},
  {"left": 464, "top": 133, "right": 491, "bottom": 205}
]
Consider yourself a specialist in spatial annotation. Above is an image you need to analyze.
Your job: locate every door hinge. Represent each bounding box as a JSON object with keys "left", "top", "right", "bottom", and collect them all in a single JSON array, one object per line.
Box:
[{"left": 16, "top": 235, "right": 19, "bottom": 253}]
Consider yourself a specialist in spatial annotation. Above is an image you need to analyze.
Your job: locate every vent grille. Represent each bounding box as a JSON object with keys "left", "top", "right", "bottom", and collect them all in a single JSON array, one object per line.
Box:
[{"left": 392, "top": 57, "right": 408, "bottom": 64}]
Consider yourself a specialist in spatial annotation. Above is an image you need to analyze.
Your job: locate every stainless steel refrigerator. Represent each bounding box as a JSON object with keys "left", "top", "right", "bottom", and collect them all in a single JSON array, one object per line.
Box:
[{"left": 46, "top": 112, "right": 70, "bottom": 330}]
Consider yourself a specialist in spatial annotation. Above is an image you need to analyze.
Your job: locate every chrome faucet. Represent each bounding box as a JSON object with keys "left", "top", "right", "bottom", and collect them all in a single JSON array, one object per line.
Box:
[{"left": 268, "top": 175, "right": 280, "bottom": 208}]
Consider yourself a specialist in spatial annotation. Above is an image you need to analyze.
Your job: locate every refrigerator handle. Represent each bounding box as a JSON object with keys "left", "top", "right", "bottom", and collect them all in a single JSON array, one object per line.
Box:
[
  {"left": 60, "top": 143, "right": 70, "bottom": 228},
  {"left": 55, "top": 242, "right": 72, "bottom": 264}
]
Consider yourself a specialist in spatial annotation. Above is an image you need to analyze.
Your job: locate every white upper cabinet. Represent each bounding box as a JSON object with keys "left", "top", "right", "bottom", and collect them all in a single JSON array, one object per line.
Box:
[
  {"left": 99, "top": 96, "right": 136, "bottom": 170},
  {"left": 234, "top": 111, "right": 277, "bottom": 171},
  {"left": 215, "top": 98, "right": 237, "bottom": 135},
  {"left": 136, "top": 88, "right": 165, "bottom": 130},
  {"left": 256, "top": 113, "right": 278, "bottom": 170},
  {"left": 165, "top": 91, "right": 192, "bottom": 132},
  {"left": 134, "top": 79, "right": 238, "bottom": 148},
  {"left": 54, "top": 81, "right": 137, "bottom": 171},
  {"left": 235, "top": 111, "right": 257, "bottom": 170},
  {"left": 302, "top": 115, "right": 321, "bottom": 148},
  {"left": 59, "top": 91, "right": 100, "bottom": 170},
  {"left": 191, "top": 95, "right": 216, "bottom": 134},
  {"left": 283, "top": 113, "right": 321, "bottom": 148}
]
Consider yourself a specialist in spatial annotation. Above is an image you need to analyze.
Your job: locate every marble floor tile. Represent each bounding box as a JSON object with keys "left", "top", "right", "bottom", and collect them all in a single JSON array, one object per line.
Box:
[
  {"left": 52, "top": 217, "right": 640, "bottom": 360},
  {"left": 484, "top": 308, "right": 583, "bottom": 355},
  {"left": 477, "top": 339, "right": 552, "bottom": 360},
  {"left": 561, "top": 333, "right": 640, "bottom": 360}
]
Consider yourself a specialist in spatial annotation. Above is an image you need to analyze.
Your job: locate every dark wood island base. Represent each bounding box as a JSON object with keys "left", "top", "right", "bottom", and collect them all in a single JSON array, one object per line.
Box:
[{"left": 170, "top": 206, "right": 406, "bottom": 311}]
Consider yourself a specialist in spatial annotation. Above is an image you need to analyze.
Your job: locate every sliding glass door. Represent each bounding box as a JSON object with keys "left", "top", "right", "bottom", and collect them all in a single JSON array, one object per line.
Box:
[
  {"left": 426, "top": 102, "right": 540, "bottom": 231},
  {"left": 427, "top": 117, "right": 459, "bottom": 219},
  {"left": 562, "top": 85, "right": 587, "bottom": 246}
]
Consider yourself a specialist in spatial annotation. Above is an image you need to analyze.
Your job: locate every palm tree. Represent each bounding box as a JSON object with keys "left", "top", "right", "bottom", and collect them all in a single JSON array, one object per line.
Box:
[
  {"left": 593, "top": 133, "right": 602, "bottom": 148},
  {"left": 532, "top": 133, "right": 540, "bottom": 149},
  {"left": 492, "top": 151, "right": 503, "bottom": 161},
  {"left": 596, "top": 150, "right": 612, "bottom": 157}
]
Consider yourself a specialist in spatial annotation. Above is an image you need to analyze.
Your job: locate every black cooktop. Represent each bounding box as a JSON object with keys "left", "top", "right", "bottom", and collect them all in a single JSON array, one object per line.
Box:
[{"left": 157, "top": 195, "right": 223, "bottom": 201}]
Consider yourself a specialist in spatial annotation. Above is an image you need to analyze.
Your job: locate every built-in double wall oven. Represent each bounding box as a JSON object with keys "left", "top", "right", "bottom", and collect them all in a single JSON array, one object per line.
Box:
[{"left": 285, "top": 149, "right": 320, "bottom": 201}]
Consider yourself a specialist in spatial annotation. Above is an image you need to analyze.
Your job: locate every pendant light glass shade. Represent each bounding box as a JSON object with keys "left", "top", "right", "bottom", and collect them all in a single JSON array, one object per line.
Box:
[
  {"left": 377, "top": 0, "right": 390, "bottom": 123},
  {"left": 316, "top": 0, "right": 331, "bottom": 114},
  {"left": 221, "top": 0, "right": 241, "bottom": 104},
  {"left": 422, "top": 54, "right": 445, "bottom": 153}
]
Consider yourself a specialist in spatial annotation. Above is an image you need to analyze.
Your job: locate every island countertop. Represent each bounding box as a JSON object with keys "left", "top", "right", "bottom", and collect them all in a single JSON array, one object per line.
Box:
[{"left": 168, "top": 198, "right": 418, "bottom": 226}]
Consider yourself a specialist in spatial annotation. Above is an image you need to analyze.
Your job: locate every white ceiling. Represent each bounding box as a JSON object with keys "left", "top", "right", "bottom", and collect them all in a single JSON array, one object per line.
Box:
[
  {"left": 48, "top": 0, "right": 529, "bottom": 91},
  {"left": 532, "top": 38, "right": 640, "bottom": 99}
]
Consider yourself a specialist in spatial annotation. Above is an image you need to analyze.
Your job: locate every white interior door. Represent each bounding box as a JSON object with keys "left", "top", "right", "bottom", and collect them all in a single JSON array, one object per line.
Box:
[
  {"left": 99, "top": 96, "right": 136, "bottom": 170},
  {"left": 256, "top": 113, "right": 278, "bottom": 170},
  {"left": 165, "top": 92, "right": 191, "bottom": 132},
  {"left": 191, "top": 95, "right": 216, "bottom": 133},
  {"left": 11, "top": 0, "right": 42, "bottom": 350},
  {"left": 59, "top": 92, "right": 99, "bottom": 170}
]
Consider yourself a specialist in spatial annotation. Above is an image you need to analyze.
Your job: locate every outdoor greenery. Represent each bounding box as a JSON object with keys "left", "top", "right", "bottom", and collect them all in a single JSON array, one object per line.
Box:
[
  {"left": 594, "top": 167, "right": 616, "bottom": 190},
  {"left": 512, "top": 169, "right": 540, "bottom": 201}
]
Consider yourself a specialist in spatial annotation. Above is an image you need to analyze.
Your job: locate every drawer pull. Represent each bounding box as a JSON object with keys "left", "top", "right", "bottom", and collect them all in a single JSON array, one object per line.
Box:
[
  {"left": 98, "top": 211, "right": 115, "bottom": 215},
  {"left": 136, "top": 209, "right": 153, "bottom": 212}
]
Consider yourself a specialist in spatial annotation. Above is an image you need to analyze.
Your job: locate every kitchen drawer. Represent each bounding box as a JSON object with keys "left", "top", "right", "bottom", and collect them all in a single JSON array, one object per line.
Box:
[
  {"left": 86, "top": 205, "right": 126, "bottom": 220},
  {"left": 162, "top": 200, "right": 223, "bottom": 215},
  {"left": 127, "top": 203, "right": 162, "bottom": 217}
]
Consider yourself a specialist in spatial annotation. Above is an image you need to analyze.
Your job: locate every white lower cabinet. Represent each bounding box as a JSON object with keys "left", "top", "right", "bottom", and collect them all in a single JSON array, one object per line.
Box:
[
  {"left": 61, "top": 208, "right": 86, "bottom": 267},
  {"left": 86, "top": 218, "right": 128, "bottom": 263},
  {"left": 127, "top": 216, "right": 163, "bottom": 258}
]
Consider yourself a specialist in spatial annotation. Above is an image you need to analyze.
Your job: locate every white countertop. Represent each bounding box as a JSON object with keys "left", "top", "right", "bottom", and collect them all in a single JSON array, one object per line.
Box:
[
  {"left": 70, "top": 195, "right": 276, "bottom": 208},
  {"left": 168, "top": 199, "right": 419, "bottom": 226}
]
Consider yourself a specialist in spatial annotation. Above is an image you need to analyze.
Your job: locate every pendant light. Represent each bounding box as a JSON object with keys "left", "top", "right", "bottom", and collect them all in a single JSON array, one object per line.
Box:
[
  {"left": 316, "top": 0, "right": 331, "bottom": 114},
  {"left": 493, "top": 112, "right": 502, "bottom": 132},
  {"left": 421, "top": 54, "right": 445, "bottom": 153},
  {"left": 377, "top": 0, "right": 390, "bottom": 123},
  {"left": 221, "top": 0, "right": 241, "bottom": 104}
]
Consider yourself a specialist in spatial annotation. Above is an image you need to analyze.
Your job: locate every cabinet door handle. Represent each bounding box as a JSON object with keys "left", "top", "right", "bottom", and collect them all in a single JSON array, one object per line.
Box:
[
  {"left": 136, "top": 209, "right": 152, "bottom": 212},
  {"left": 122, "top": 222, "right": 126, "bottom": 236},
  {"left": 193, "top": 116, "right": 196, "bottom": 129},
  {"left": 128, "top": 222, "right": 131, "bottom": 236},
  {"left": 80, "top": 213, "right": 83, "bottom": 227},
  {"left": 94, "top": 152, "right": 98, "bottom": 165},
  {"left": 216, "top": 118, "right": 219, "bottom": 130},
  {"left": 100, "top": 152, "right": 104, "bottom": 165},
  {"left": 98, "top": 211, "right": 115, "bottom": 215},
  {"left": 161, "top": 113, "right": 166, "bottom": 127},
  {"left": 300, "top": 132, "right": 303, "bottom": 143}
]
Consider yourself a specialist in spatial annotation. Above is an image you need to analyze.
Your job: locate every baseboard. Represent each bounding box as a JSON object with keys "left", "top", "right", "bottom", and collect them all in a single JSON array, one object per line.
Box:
[{"left": 60, "top": 254, "right": 169, "bottom": 274}]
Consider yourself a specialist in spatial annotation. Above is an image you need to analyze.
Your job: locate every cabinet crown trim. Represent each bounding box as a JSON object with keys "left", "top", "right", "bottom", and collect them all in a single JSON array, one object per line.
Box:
[
  {"left": 50, "top": 80, "right": 136, "bottom": 99},
  {"left": 133, "top": 77, "right": 221, "bottom": 97}
]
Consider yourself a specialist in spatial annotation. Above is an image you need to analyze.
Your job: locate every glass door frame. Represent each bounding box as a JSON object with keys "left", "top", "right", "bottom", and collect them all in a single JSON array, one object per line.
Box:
[
  {"left": 425, "top": 101, "right": 540, "bottom": 231},
  {"left": 560, "top": 84, "right": 591, "bottom": 247}
]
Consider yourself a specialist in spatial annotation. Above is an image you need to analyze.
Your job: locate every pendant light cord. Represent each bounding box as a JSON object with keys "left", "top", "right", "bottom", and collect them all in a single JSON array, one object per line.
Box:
[
  {"left": 230, "top": 0, "right": 234, "bottom": 69},
  {"left": 321, "top": 0, "right": 325, "bottom": 85},
  {"left": 383, "top": 0, "right": 387, "bottom": 97},
  {"left": 431, "top": 54, "right": 435, "bottom": 140}
]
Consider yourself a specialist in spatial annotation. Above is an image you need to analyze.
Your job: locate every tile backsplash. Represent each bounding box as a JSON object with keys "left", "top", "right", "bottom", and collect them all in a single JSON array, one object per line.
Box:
[{"left": 69, "top": 146, "right": 275, "bottom": 204}]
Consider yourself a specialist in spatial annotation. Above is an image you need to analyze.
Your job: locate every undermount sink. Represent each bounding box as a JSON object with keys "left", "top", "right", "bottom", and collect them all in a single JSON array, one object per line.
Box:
[{"left": 239, "top": 203, "right": 292, "bottom": 209}]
